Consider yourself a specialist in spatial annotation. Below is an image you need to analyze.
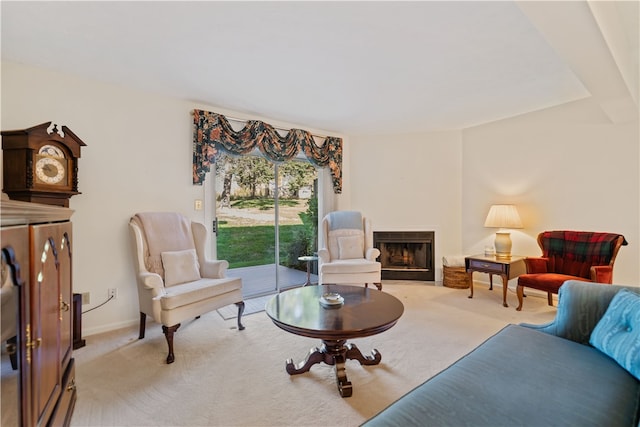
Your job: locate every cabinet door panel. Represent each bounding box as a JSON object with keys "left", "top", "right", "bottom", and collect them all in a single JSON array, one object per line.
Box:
[
  {"left": 58, "top": 223, "right": 72, "bottom": 369},
  {"left": 48, "top": 359, "right": 76, "bottom": 427},
  {"left": 1, "top": 225, "right": 30, "bottom": 427},
  {"left": 31, "top": 223, "right": 62, "bottom": 426}
]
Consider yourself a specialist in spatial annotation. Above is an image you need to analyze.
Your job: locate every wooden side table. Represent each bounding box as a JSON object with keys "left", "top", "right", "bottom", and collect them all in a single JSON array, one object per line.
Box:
[{"left": 465, "top": 255, "right": 526, "bottom": 308}]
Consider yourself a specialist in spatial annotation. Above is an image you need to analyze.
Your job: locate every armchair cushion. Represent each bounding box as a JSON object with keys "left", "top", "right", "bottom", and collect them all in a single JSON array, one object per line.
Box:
[
  {"left": 328, "top": 228, "right": 364, "bottom": 261},
  {"left": 590, "top": 289, "right": 640, "bottom": 380},
  {"left": 338, "top": 235, "right": 364, "bottom": 260},
  {"left": 161, "top": 249, "right": 201, "bottom": 287},
  {"left": 321, "top": 258, "right": 380, "bottom": 274},
  {"left": 518, "top": 273, "right": 580, "bottom": 293},
  {"left": 159, "top": 277, "right": 242, "bottom": 310}
]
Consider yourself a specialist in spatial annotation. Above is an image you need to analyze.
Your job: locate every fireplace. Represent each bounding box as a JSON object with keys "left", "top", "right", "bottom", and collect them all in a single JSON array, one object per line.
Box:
[{"left": 373, "top": 231, "right": 435, "bottom": 281}]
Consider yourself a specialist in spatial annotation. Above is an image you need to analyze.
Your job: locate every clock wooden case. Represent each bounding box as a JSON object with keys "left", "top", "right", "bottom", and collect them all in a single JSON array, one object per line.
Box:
[{"left": 2, "top": 122, "right": 86, "bottom": 207}]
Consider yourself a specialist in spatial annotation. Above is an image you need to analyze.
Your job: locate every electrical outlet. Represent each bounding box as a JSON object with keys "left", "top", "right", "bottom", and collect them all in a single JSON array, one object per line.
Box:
[
  {"left": 81, "top": 292, "right": 91, "bottom": 305},
  {"left": 194, "top": 199, "right": 203, "bottom": 210},
  {"left": 108, "top": 288, "right": 118, "bottom": 299}
]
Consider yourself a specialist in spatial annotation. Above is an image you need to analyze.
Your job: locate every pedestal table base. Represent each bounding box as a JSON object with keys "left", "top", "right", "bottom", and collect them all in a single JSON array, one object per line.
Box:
[{"left": 285, "top": 339, "right": 381, "bottom": 397}]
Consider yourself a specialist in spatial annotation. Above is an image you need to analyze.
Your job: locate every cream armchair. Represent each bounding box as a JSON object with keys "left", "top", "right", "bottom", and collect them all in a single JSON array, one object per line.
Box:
[
  {"left": 318, "top": 211, "right": 382, "bottom": 290},
  {"left": 129, "top": 212, "right": 244, "bottom": 364}
]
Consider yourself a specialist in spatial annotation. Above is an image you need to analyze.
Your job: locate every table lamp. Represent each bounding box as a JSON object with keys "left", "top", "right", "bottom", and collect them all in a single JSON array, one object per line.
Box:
[{"left": 484, "top": 204, "right": 523, "bottom": 259}]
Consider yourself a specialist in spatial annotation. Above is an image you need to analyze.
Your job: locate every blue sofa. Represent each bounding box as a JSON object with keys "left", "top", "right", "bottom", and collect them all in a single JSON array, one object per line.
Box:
[{"left": 364, "top": 281, "right": 640, "bottom": 426}]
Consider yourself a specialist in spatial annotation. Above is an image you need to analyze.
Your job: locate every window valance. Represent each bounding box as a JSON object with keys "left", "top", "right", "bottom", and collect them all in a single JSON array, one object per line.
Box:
[{"left": 192, "top": 109, "right": 343, "bottom": 193}]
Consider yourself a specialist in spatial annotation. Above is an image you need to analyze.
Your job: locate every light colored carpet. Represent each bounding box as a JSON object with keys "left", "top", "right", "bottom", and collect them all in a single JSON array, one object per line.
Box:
[
  {"left": 217, "top": 294, "right": 273, "bottom": 320},
  {"left": 70, "top": 282, "right": 557, "bottom": 426}
]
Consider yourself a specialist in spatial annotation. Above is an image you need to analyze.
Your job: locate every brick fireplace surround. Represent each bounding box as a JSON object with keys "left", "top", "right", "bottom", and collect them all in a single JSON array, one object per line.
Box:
[{"left": 373, "top": 231, "right": 435, "bottom": 281}]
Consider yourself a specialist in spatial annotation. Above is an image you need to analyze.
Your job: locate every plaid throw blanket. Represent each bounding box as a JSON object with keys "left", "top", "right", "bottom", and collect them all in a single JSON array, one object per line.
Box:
[{"left": 541, "top": 231, "right": 628, "bottom": 265}]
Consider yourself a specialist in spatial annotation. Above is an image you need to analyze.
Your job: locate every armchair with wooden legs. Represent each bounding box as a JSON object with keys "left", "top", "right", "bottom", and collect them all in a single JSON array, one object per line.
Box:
[
  {"left": 516, "top": 230, "right": 627, "bottom": 311},
  {"left": 129, "top": 212, "right": 245, "bottom": 363},
  {"left": 318, "top": 211, "right": 382, "bottom": 290}
]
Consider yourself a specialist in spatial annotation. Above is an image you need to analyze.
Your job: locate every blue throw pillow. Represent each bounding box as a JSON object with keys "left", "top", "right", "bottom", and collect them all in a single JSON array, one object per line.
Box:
[{"left": 590, "top": 289, "right": 640, "bottom": 380}]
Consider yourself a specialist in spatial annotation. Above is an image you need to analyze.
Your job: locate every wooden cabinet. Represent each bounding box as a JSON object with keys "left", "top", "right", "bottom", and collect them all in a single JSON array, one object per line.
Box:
[
  {"left": 1, "top": 197, "right": 76, "bottom": 426},
  {"left": 30, "top": 221, "right": 76, "bottom": 425}
]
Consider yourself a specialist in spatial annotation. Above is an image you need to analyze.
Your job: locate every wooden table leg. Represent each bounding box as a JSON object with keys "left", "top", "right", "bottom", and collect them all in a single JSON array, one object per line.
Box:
[
  {"left": 333, "top": 353, "right": 352, "bottom": 397},
  {"left": 284, "top": 339, "right": 382, "bottom": 397},
  {"left": 500, "top": 274, "right": 508, "bottom": 307},
  {"left": 345, "top": 343, "right": 381, "bottom": 365},
  {"left": 285, "top": 346, "right": 327, "bottom": 375},
  {"left": 467, "top": 271, "right": 474, "bottom": 299}
]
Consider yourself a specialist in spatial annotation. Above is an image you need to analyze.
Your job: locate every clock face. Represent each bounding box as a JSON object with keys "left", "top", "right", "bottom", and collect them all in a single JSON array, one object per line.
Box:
[{"left": 35, "top": 156, "right": 66, "bottom": 185}]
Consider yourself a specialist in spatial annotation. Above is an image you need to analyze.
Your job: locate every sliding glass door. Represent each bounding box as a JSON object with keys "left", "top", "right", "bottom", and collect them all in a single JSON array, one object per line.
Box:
[{"left": 214, "top": 151, "right": 318, "bottom": 297}]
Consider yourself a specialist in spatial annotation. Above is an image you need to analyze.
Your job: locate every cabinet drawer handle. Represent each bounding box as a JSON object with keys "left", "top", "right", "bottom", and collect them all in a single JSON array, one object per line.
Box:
[
  {"left": 25, "top": 324, "right": 41, "bottom": 364},
  {"left": 481, "top": 263, "right": 490, "bottom": 268},
  {"left": 60, "top": 295, "right": 70, "bottom": 320},
  {"left": 67, "top": 378, "right": 76, "bottom": 392}
]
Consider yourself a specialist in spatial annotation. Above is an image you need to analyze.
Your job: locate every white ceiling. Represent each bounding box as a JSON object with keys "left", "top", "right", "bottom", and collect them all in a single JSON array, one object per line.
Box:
[{"left": 1, "top": 1, "right": 636, "bottom": 135}]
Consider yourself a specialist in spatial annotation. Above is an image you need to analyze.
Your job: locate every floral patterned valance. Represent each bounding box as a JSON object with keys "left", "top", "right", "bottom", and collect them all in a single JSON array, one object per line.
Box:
[{"left": 192, "top": 110, "right": 343, "bottom": 193}]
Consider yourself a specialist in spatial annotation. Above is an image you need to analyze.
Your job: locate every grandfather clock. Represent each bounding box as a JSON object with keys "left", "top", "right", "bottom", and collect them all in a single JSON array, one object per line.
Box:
[{"left": 2, "top": 122, "right": 86, "bottom": 207}]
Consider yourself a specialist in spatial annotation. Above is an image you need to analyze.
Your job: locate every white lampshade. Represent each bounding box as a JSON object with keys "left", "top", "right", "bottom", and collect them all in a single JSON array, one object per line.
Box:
[
  {"left": 484, "top": 205, "right": 523, "bottom": 229},
  {"left": 484, "top": 205, "right": 523, "bottom": 258}
]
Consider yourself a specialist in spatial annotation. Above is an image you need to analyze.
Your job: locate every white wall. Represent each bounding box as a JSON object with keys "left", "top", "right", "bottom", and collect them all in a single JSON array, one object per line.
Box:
[
  {"left": 1, "top": 61, "right": 340, "bottom": 335},
  {"left": 461, "top": 103, "right": 639, "bottom": 287},
  {"left": 2, "top": 61, "right": 638, "bottom": 337},
  {"left": 346, "top": 132, "right": 463, "bottom": 281}
]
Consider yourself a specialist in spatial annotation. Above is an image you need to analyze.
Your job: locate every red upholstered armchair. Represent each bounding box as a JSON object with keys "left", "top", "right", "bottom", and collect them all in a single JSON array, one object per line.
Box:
[{"left": 516, "top": 231, "right": 627, "bottom": 311}]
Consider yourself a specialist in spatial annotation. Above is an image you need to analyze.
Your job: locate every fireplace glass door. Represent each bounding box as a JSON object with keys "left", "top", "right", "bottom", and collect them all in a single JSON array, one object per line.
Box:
[{"left": 374, "top": 231, "right": 435, "bottom": 281}]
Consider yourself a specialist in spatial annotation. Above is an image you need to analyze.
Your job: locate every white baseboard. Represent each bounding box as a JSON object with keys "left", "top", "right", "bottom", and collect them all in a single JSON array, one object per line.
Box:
[{"left": 83, "top": 318, "right": 138, "bottom": 337}]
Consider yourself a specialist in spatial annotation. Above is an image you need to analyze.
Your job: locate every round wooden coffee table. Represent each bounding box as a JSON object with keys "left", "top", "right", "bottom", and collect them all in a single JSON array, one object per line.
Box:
[{"left": 265, "top": 284, "right": 404, "bottom": 397}]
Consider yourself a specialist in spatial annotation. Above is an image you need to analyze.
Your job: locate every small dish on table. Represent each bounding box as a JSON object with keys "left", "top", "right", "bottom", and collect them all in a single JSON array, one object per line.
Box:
[{"left": 320, "top": 292, "right": 344, "bottom": 308}]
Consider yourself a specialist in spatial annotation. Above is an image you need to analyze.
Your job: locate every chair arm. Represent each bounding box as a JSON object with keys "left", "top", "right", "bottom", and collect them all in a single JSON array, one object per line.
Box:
[
  {"left": 138, "top": 272, "right": 164, "bottom": 294},
  {"left": 200, "top": 259, "right": 229, "bottom": 278},
  {"left": 366, "top": 247, "right": 380, "bottom": 261},
  {"left": 524, "top": 257, "right": 548, "bottom": 273},
  {"left": 590, "top": 265, "right": 613, "bottom": 284},
  {"left": 318, "top": 248, "right": 330, "bottom": 264},
  {"left": 520, "top": 280, "right": 638, "bottom": 344}
]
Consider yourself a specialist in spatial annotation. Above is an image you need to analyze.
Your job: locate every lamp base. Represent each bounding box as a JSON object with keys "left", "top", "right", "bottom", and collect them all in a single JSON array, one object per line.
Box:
[{"left": 494, "top": 231, "right": 512, "bottom": 259}]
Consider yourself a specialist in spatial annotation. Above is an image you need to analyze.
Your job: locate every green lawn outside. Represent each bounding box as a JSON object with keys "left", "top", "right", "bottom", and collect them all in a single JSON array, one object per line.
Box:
[
  {"left": 217, "top": 223, "right": 311, "bottom": 269},
  {"left": 229, "top": 198, "right": 300, "bottom": 210}
]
